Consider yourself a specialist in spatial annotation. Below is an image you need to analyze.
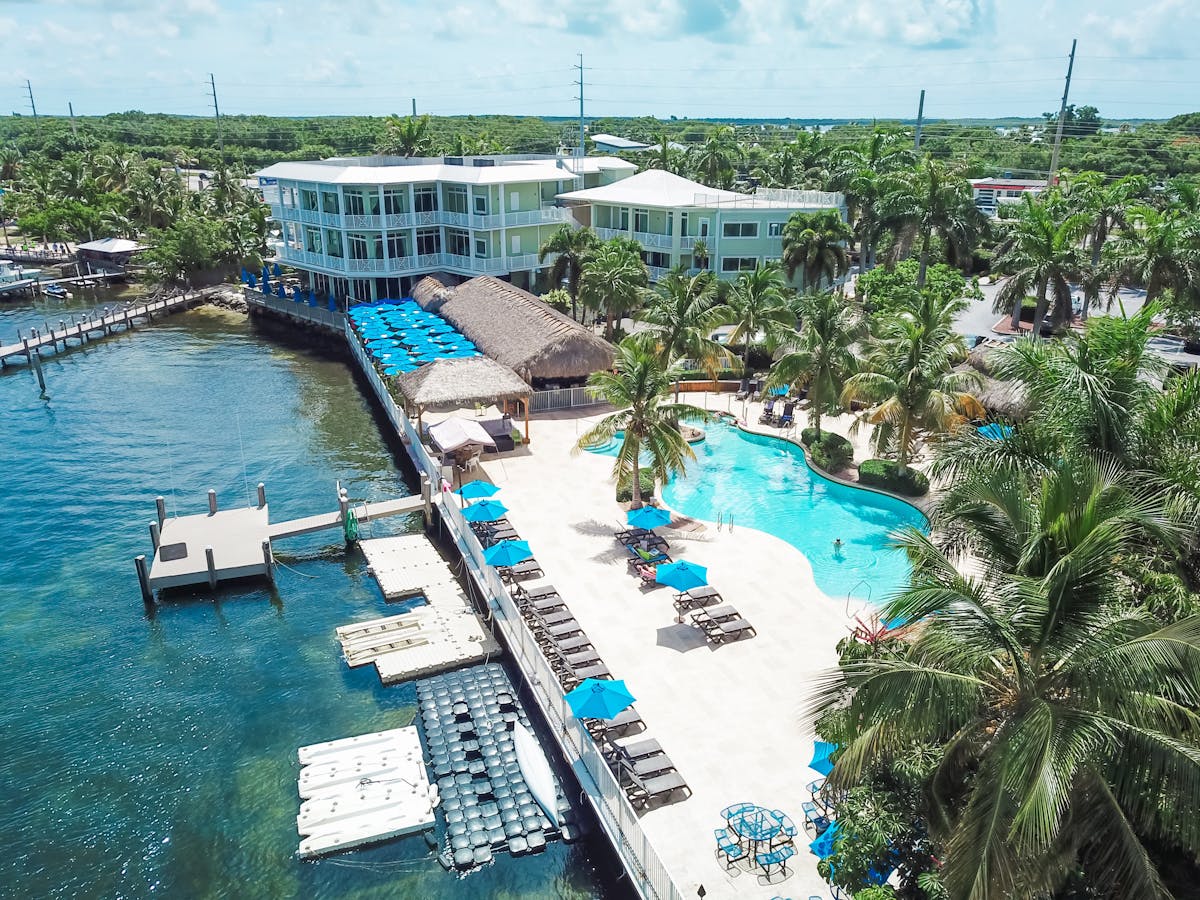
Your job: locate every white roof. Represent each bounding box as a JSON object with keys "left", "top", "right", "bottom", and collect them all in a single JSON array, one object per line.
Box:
[
  {"left": 556, "top": 170, "right": 843, "bottom": 211},
  {"left": 254, "top": 155, "right": 634, "bottom": 187},
  {"left": 427, "top": 418, "right": 497, "bottom": 453},
  {"left": 76, "top": 238, "right": 147, "bottom": 253},
  {"left": 590, "top": 133, "right": 650, "bottom": 150}
]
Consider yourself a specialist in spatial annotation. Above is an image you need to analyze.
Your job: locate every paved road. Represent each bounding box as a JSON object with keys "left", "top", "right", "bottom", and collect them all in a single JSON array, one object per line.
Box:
[{"left": 955, "top": 278, "right": 1150, "bottom": 340}]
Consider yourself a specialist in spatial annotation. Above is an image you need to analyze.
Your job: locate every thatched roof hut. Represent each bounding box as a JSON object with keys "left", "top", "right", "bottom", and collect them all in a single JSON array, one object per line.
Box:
[
  {"left": 959, "top": 346, "right": 1030, "bottom": 420},
  {"left": 397, "top": 356, "right": 531, "bottom": 410},
  {"left": 414, "top": 275, "right": 614, "bottom": 386}
]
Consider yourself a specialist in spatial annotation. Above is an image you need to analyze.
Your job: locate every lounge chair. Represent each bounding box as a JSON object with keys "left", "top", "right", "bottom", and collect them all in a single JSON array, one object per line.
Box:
[
  {"left": 756, "top": 844, "right": 795, "bottom": 879},
  {"left": 734, "top": 378, "right": 751, "bottom": 400},
  {"left": 537, "top": 620, "right": 584, "bottom": 643},
  {"left": 691, "top": 604, "right": 741, "bottom": 626},
  {"left": 704, "top": 618, "right": 757, "bottom": 644},
  {"left": 551, "top": 633, "right": 594, "bottom": 655},
  {"left": 560, "top": 662, "right": 610, "bottom": 690},
  {"left": 715, "top": 827, "right": 748, "bottom": 869},
  {"left": 512, "top": 582, "right": 559, "bottom": 602},
  {"left": 673, "top": 586, "right": 723, "bottom": 613},
  {"left": 759, "top": 397, "right": 776, "bottom": 424},
  {"left": 584, "top": 707, "right": 644, "bottom": 740},
  {"left": 626, "top": 770, "right": 691, "bottom": 809},
  {"left": 617, "top": 528, "right": 668, "bottom": 551},
  {"left": 500, "top": 558, "right": 543, "bottom": 582},
  {"left": 626, "top": 545, "right": 670, "bottom": 565},
  {"left": 484, "top": 528, "right": 520, "bottom": 546},
  {"left": 533, "top": 609, "right": 577, "bottom": 629},
  {"left": 550, "top": 646, "right": 603, "bottom": 672},
  {"left": 635, "top": 564, "right": 659, "bottom": 586},
  {"left": 606, "top": 737, "right": 663, "bottom": 761},
  {"left": 617, "top": 750, "right": 677, "bottom": 780},
  {"left": 522, "top": 595, "right": 566, "bottom": 615},
  {"left": 779, "top": 401, "right": 796, "bottom": 428}
]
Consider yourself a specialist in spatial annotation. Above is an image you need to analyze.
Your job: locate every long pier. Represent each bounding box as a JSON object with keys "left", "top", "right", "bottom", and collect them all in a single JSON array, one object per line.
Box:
[{"left": 0, "top": 291, "right": 208, "bottom": 368}]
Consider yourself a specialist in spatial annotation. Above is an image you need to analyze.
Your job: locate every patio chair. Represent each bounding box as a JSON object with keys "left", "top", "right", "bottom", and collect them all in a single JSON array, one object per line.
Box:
[
  {"left": 626, "top": 545, "right": 670, "bottom": 566},
  {"left": 560, "top": 662, "right": 611, "bottom": 690},
  {"left": 614, "top": 747, "right": 677, "bottom": 781},
  {"left": 691, "top": 604, "right": 741, "bottom": 626},
  {"left": 806, "top": 778, "right": 825, "bottom": 801},
  {"left": 759, "top": 398, "right": 776, "bottom": 424},
  {"left": 769, "top": 810, "right": 798, "bottom": 847},
  {"left": 550, "top": 646, "right": 603, "bottom": 673},
  {"left": 801, "top": 801, "right": 831, "bottom": 836},
  {"left": 531, "top": 610, "right": 577, "bottom": 632},
  {"left": 734, "top": 378, "right": 752, "bottom": 400},
  {"left": 721, "top": 802, "right": 755, "bottom": 820},
  {"left": 756, "top": 844, "right": 795, "bottom": 879},
  {"left": 714, "top": 827, "right": 748, "bottom": 869},
  {"left": 513, "top": 582, "right": 559, "bottom": 602},
  {"left": 605, "top": 737, "right": 662, "bottom": 762},
  {"left": 704, "top": 618, "right": 757, "bottom": 645},
  {"left": 550, "top": 633, "right": 594, "bottom": 655},
  {"left": 676, "top": 585, "right": 722, "bottom": 604},
  {"left": 779, "top": 402, "right": 796, "bottom": 428},
  {"left": 635, "top": 564, "right": 659, "bottom": 586}
]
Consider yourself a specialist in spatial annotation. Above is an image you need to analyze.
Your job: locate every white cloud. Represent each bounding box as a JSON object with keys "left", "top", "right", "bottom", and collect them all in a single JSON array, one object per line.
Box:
[
  {"left": 799, "top": 0, "right": 988, "bottom": 47},
  {"left": 1083, "top": 0, "right": 1198, "bottom": 55}
]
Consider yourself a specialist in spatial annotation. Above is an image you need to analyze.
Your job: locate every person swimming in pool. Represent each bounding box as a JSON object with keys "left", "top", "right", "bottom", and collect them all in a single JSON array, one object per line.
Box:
[{"left": 833, "top": 537, "right": 844, "bottom": 559}]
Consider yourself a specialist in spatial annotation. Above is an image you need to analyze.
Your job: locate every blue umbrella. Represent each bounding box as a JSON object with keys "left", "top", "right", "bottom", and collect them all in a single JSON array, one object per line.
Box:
[
  {"left": 810, "top": 741, "right": 838, "bottom": 777},
  {"left": 483, "top": 539, "right": 532, "bottom": 568},
  {"left": 461, "top": 499, "right": 509, "bottom": 522},
  {"left": 306, "top": 291, "right": 317, "bottom": 306},
  {"left": 458, "top": 481, "right": 500, "bottom": 500},
  {"left": 247, "top": 273, "right": 257, "bottom": 288},
  {"left": 809, "top": 820, "right": 840, "bottom": 859},
  {"left": 274, "top": 282, "right": 285, "bottom": 298},
  {"left": 770, "top": 385, "right": 789, "bottom": 396},
  {"left": 655, "top": 560, "right": 708, "bottom": 592},
  {"left": 566, "top": 678, "right": 635, "bottom": 720},
  {"left": 626, "top": 506, "right": 670, "bottom": 530},
  {"left": 291, "top": 286, "right": 302, "bottom": 301},
  {"left": 240, "top": 267, "right": 250, "bottom": 283},
  {"left": 272, "top": 263, "right": 282, "bottom": 277},
  {"left": 977, "top": 423, "right": 1013, "bottom": 441}
]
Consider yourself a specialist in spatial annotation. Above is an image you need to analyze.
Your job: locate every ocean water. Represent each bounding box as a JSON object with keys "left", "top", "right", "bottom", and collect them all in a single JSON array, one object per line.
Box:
[
  {"left": 661, "top": 422, "right": 928, "bottom": 604},
  {"left": 0, "top": 300, "right": 619, "bottom": 899}
]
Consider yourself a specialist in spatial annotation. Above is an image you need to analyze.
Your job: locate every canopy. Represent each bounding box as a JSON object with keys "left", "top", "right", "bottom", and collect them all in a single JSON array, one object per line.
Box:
[
  {"left": 483, "top": 539, "right": 532, "bottom": 567},
  {"left": 655, "top": 560, "right": 708, "bottom": 592},
  {"left": 810, "top": 740, "right": 838, "bottom": 777},
  {"left": 460, "top": 499, "right": 509, "bottom": 523},
  {"left": 626, "top": 506, "right": 670, "bottom": 530},
  {"left": 809, "top": 820, "right": 840, "bottom": 859},
  {"left": 427, "top": 417, "right": 497, "bottom": 453},
  {"left": 458, "top": 480, "right": 500, "bottom": 500},
  {"left": 977, "top": 423, "right": 1013, "bottom": 441},
  {"left": 566, "top": 678, "right": 636, "bottom": 720}
]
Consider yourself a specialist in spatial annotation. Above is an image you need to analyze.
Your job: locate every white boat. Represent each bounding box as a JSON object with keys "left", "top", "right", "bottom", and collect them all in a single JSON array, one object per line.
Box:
[{"left": 512, "top": 721, "right": 561, "bottom": 827}]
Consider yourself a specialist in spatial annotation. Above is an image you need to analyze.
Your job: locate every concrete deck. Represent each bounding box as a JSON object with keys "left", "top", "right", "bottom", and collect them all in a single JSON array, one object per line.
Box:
[
  {"left": 470, "top": 396, "right": 866, "bottom": 900},
  {"left": 149, "top": 504, "right": 271, "bottom": 589}
]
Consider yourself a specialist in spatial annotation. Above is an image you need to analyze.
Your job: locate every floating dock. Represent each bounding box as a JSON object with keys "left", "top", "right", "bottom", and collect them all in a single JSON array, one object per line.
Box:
[
  {"left": 337, "top": 534, "right": 501, "bottom": 683},
  {"left": 295, "top": 725, "right": 438, "bottom": 859}
]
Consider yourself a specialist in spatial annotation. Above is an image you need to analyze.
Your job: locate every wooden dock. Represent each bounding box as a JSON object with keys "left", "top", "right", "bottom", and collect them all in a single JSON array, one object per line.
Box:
[{"left": 0, "top": 292, "right": 206, "bottom": 368}]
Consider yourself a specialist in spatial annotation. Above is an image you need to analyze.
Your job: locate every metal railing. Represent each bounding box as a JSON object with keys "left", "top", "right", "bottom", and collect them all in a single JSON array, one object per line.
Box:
[
  {"left": 245, "top": 289, "right": 345, "bottom": 331},
  {"left": 633, "top": 230, "right": 674, "bottom": 250},
  {"left": 529, "top": 385, "right": 605, "bottom": 412}
]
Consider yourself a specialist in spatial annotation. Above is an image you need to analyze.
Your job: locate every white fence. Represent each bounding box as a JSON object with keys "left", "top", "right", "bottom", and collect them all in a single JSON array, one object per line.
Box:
[
  {"left": 529, "top": 385, "right": 605, "bottom": 413},
  {"left": 246, "top": 289, "right": 345, "bottom": 331}
]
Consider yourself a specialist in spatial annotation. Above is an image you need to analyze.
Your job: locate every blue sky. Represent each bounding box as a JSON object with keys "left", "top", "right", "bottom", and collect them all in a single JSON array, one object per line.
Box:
[{"left": 0, "top": 0, "right": 1197, "bottom": 121}]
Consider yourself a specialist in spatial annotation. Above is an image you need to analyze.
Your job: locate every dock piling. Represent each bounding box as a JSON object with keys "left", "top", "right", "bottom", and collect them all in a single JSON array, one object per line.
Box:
[
  {"left": 257, "top": 482, "right": 267, "bottom": 508},
  {"left": 207, "top": 489, "right": 218, "bottom": 515},
  {"left": 338, "top": 488, "right": 349, "bottom": 523},
  {"left": 135, "top": 555, "right": 153, "bottom": 604},
  {"left": 31, "top": 352, "right": 45, "bottom": 392},
  {"left": 420, "top": 475, "right": 432, "bottom": 529},
  {"left": 205, "top": 546, "right": 217, "bottom": 588},
  {"left": 149, "top": 520, "right": 160, "bottom": 551},
  {"left": 155, "top": 496, "right": 166, "bottom": 526},
  {"left": 262, "top": 540, "right": 274, "bottom": 584}
]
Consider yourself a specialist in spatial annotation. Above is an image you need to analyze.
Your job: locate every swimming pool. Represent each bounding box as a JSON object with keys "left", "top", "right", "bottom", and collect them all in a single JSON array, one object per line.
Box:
[{"left": 660, "top": 423, "right": 928, "bottom": 603}]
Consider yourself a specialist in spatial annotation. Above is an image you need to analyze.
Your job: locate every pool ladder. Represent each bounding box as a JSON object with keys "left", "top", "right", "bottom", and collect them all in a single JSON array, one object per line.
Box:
[
  {"left": 716, "top": 512, "right": 734, "bottom": 532},
  {"left": 846, "top": 578, "right": 872, "bottom": 616}
]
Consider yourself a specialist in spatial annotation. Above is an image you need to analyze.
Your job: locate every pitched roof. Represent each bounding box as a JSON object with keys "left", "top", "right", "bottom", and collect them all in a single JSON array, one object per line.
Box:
[
  {"left": 396, "top": 356, "right": 531, "bottom": 410},
  {"left": 590, "top": 133, "right": 651, "bottom": 150},
  {"left": 76, "top": 238, "right": 147, "bottom": 253},
  {"left": 556, "top": 169, "right": 745, "bottom": 208}
]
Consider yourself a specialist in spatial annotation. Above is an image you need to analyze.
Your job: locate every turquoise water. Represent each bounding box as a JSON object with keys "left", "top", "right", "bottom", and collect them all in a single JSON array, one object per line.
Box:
[
  {"left": 661, "top": 423, "right": 927, "bottom": 603},
  {"left": 0, "top": 303, "right": 618, "bottom": 899}
]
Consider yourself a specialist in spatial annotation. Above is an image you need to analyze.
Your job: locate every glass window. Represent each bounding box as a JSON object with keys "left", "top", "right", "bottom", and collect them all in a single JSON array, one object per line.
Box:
[
  {"left": 416, "top": 228, "right": 441, "bottom": 255},
  {"left": 299, "top": 188, "right": 318, "bottom": 211},
  {"left": 768, "top": 222, "right": 783, "bottom": 237},
  {"left": 321, "top": 190, "right": 340, "bottom": 215},
  {"left": 680, "top": 211, "right": 689, "bottom": 236},
  {"left": 281, "top": 186, "right": 296, "bottom": 207},
  {"left": 383, "top": 189, "right": 407, "bottom": 215},
  {"left": 474, "top": 194, "right": 488, "bottom": 215},
  {"left": 642, "top": 250, "right": 670, "bottom": 268},
  {"left": 446, "top": 228, "right": 470, "bottom": 257},
  {"left": 325, "top": 229, "right": 344, "bottom": 258},
  {"left": 634, "top": 209, "right": 649, "bottom": 232},
  {"left": 348, "top": 234, "right": 369, "bottom": 260},
  {"left": 445, "top": 186, "right": 469, "bottom": 215},
  {"left": 721, "top": 256, "right": 758, "bottom": 272},
  {"left": 344, "top": 190, "right": 366, "bottom": 217},
  {"left": 722, "top": 222, "right": 758, "bottom": 238},
  {"left": 386, "top": 233, "right": 409, "bottom": 258},
  {"left": 304, "top": 227, "right": 322, "bottom": 254},
  {"left": 414, "top": 186, "right": 438, "bottom": 213},
  {"left": 618, "top": 208, "right": 630, "bottom": 230},
  {"left": 475, "top": 238, "right": 487, "bottom": 258}
]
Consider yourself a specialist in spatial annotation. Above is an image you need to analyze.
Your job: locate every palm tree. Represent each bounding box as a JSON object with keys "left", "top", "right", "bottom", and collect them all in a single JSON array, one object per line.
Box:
[
  {"left": 645, "top": 130, "right": 683, "bottom": 175},
  {"left": 538, "top": 224, "right": 599, "bottom": 320},
  {"left": 842, "top": 291, "right": 981, "bottom": 472},
  {"left": 811, "top": 460, "right": 1200, "bottom": 900},
  {"left": 723, "top": 262, "right": 792, "bottom": 379},
  {"left": 0, "top": 145, "right": 22, "bottom": 182},
  {"left": 636, "top": 266, "right": 731, "bottom": 399},
  {"left": 376, "top": 114, "right": 434, "bottom": 157},
  {"left": 692, "top": 239, "right": 710, "bottom": 272},
  {"left": 781, "top": 209, "right": 853, "bottom": 291},
  {"left": 830, "top": 129, "right": 915, "bottom": 273},
  {"left": 579, "top": 237, "right": 648, "bottom": 341},
  {"left": 1063, "top": 172, "right": 1146, "bottom": 319},
  {"left": 690, "top": 125, "right": 742, "bottom": 186},
  {"left": 992, "top": 193, "right": 1088, "bottom": 335},
  {"left": 770, "top": 290, "right": 864, "bottom": 439},
  {"left": 880, "top": 158, "right": 985, "bottom": 287},
  {"left": 575, "top": 341, "right": 711, "bottom": 508},
  {"left": 1109, "top": 204, "right": 1200, "bottom": 303}
]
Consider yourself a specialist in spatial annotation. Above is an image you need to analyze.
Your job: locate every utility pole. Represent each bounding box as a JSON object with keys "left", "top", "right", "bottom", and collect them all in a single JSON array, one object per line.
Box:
[
  {"left": 208, "top": 73, "right": 224, "bottom": 157},
  {"left": 68, "top": 102, "right": 78, "bottom": 138},
  {"left": 1047, "top": 38, "right": 1077, "bottom": 184},
  {"left": 411, "top": 98, "right": 416, "bottom": 117},
  {"left": 25, "top": 80, "right": 38, "bottom": 129},
  {"left": 914, "top": 89, "right": 926, "bottom": 151},
  {"left": 575, "top": 53, "right": 585, "bottom": 157}
]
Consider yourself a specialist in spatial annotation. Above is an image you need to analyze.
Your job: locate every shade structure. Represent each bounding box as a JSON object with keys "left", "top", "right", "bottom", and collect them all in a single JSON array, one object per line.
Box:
[
  {"left": 626, "top": 506, "right": 670, "bottom": 530},
  {"left": 460, "top": 499, "right": 509, "bottom": 522},
  {"left": 655, "top": 560, "right": 708, "bottom": 592},
  {"left": 809, "top": 821, "right": 840, "bottom": 859},
  {"left": 810, "top": 740, "right": 838, "bottom": 777},
  {"left": 427, "top": 417, "right": 498, "bottom": 453},
  {"left": 977, "top": 423, "right": 1013, "bottom": 441},
  {"left": 566, "top": 678, "right": 636, "bottom": 720},
  {"left": 483, "top": 539, "right": 532, "bottom": 568},
  {"left": 457, "top": 481, "right": 500, "bottom": 500}
]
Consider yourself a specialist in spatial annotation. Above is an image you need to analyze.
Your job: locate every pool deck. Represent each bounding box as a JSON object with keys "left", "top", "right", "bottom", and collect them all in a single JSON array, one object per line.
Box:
[{"left": 471, "top": 396, "right": 876, "bottom": 900}]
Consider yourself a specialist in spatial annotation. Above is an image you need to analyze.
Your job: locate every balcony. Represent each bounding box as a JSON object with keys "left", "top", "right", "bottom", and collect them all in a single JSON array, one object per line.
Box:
[
  {"left": 634, "top": 230, "right": 674, "bottom": 250},
  {"left": 276, "top": 243, "right": 544, "bottom": 278},
  {"left": 647, "top": 265, "right": 671, "bottom": 282}
]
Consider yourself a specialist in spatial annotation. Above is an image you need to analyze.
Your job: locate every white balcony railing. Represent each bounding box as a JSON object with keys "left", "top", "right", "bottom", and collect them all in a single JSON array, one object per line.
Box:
[
  {"left": 634, "top": 230, "right": 674, "bottom": 250},
  {"left": 344, "top": 213, "right": 382, "bottom": 229},
  {"left": 647, "top": 265, "right": 671, "bottom": 281}
]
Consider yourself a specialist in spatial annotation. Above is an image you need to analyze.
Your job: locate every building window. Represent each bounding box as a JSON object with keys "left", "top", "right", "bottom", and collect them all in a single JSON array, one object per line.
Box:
[
  {"left": 618, "top": 208, "right": 630, "bottom": 230},
  {"left": 721, "top": 256, "right": 758, "bottom": 273},
  {"left": 722, "top": 222, "right": 758, "bottom": 238},
  {"left": 325, "top": 230, "right": 344, "bottom": 258},
  {"left": 348, "top": 234, "right": 369, "bottom": 260},
  {"left": 445, "top": 186, "right": 469, "bottom": 216},
  {"left": 304, "top": 227, "right": 322, "bottom": 254},
  {"left": 634, "top": 208, "right": 649, "bottom": 233},
  {"left": 474, "top": 195, "right": 488, "bottom": 215},
  {"left": 344, "top": 191, "right": 366, "bottom": 217},
  {"left": 386, "top": 233, "right": 409, "bottom": 258},
  {"left": 768, "top": 222, "right": 783, "bottom": 237},
  {"left": 446, "top": 228, "right": 470, "bottom": 257},
  {"left": 383, "top": 189, "right": 407, "bottom": 215},
  {"left": 475, "top": 238, "right": 487, "bottom": 258},
  {"left": 299, "top": 188, "right": 318, "bottom": 212},
  {"left": 414, "top": 186, "right": 438, "bottom": 213},
  {"left": 281, "top": 186, "right": 296, "bottom": 207},
  {"left": 642, "top": 251, "right": 670, "bottom": 269},
  {"left": 321, "top": 190, "right": 340, "bottom": 215},
  {"left": 680, "top": 211, "right": 689, "bottom": 236},
  {"left": 416, "top": 228, "right": 441, "bottom": 255}
]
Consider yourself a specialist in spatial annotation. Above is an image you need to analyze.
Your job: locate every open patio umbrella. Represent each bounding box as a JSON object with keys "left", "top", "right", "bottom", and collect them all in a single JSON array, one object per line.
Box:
[
  {"left": 458, "top": 481, "right": 500, "bottom": 500},
  {"left": 977, "top": 423, "right": 1013, "bottom": 441},
  {"left": 483, "top": 539, "right": 532, "bottom": 568},
  {"left": 809, "top": 741, "right": 838, "bottom": 777},
  {"left": 566, "top": 678, "right": 635, "bottom": 720},
  {"left": 809, "top": 820, "right": 840, "bottom": 859},
  {"left": 461, "top": 499, "right": 508, "bottom": 522},
  {"left": 655, "top": 560, "right": 708, "bottom": 592},
  {"left": 626, "top": 506, "right": 670, "bottom": 530},
  {"left": 272, "top": 263, "right": 282, "bottom": 277}
]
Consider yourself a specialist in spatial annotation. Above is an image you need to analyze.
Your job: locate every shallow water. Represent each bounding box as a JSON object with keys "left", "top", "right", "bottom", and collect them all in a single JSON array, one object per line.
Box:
[{"left": 0, "top": 304, "right": 617, "bottom": 899}]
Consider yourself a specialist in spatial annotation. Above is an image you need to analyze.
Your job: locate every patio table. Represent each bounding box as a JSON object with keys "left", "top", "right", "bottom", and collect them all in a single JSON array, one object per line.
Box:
[{"left": 728, "top": 804, "right": 782, "bottom": 860}]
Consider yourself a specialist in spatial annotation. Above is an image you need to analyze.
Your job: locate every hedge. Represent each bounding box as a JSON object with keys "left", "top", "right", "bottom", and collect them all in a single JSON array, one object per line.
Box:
[
  {"left": 857, "top": 459, "right": 929, "bottom": 496},
  {"left": 616, "top": 469, "right": 656, "bottom": 503},
  {"left": 801, "top": 428, "right": 853, "bottom": 471}
]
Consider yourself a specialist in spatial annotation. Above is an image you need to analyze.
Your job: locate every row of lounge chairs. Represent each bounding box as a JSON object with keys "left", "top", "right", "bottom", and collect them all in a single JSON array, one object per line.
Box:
[
  {"left": 603, "top": 738, "right": 691, "bottom": 810},
  {"left": 673, "top": 587, "right": 757, "bottom": 645},
  {"left": 470, "top": 518, "right": 544, "bottom": 581},
  {"left": 759, "top": 398, "right": 795, "bottom": 428}
]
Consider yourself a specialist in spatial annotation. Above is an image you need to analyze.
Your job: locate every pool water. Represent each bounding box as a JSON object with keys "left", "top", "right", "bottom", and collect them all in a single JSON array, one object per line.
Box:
[{"left": 661, "top": 423, "right": 927, "bottom": 603}]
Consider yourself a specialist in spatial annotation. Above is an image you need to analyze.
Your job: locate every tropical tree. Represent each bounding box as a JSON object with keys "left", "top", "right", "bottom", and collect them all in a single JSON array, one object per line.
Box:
[
  {"left": 690, "top": 125, "right": 742, "bottom": 186},
  {"left": 645, "top": 130, "right": 684, "bottom": 175},
  {"left": 842, "top": 291, "right": 981, "bottom": 472},
  {"left": 376, "top": 114, "right": 434, "bottom": 157},
  {"left": 1109, "top": 204, "right": 1200, "bottom": 303},
  {"left": 1063, "top": 171, "right": 1146, "bottom": 318},
  {"left": 574, "top": 341, "right": 711, "bottom": 508},
  {"left": 811, "top": 460, "right": 1200, "bottom": 900},
  {"left": 769, "top": 289, "right": 865, "bottom": 438},
  {"left": 635, "top": 266, "right": 730, "bottom": 399},
  {"left": 538, "top": 224, "right": 599, "bottom": 320},
  {"left": 0, "top": 145, "right": 20, "bottom": 182},
  {"left": 754, "top": 131, "right": 828, "bottom": 190},
  {"left": 781, "top": 209, "right": 853, "bottom": 290},
  {"left": 579, "top": 237, "right": 648, "bottom": 341},
  {"left": 992, "top": 192, "right": 1089, "bottom": 334},
  {"left": 829, "top": 129, "right": 914, "bottom": 273},
  {"left": 722, "top": 261, "right": 792, "bottom": 379},
  {"left": 880, "top": 157, "right": 985, "bottom": 287}
]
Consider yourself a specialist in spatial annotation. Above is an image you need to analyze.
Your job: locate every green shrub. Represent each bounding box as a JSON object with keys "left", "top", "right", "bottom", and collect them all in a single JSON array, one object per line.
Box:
[
  {"left": 616, "top": 469, "right": 656, "bottom": 503},
  {"left": 857, "top": 459, "right": 929, "bottom": 496},
  {"left": 801, "top": 428, "right": 853, "bottom": 471}
]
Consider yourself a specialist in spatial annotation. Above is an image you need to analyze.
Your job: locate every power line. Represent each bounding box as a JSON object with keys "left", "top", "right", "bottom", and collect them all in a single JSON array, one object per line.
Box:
[
  {"left": 209, "top": 74, "right": 223, "bottom": 157},
  {"left": 1048, "top": 39, "right": 1078, "bottom": 181}
]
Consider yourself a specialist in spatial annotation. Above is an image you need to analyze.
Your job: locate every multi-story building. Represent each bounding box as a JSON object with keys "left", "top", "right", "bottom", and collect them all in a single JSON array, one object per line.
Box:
[
  {"left": 255, "top": 154, "right": 636, "bottom": 302},
  {"left": 970, "top": 177, "right": 1048, "bottom": 217},
  {"left": 556, "top": 170, "right": 846, "bottom": 286}
]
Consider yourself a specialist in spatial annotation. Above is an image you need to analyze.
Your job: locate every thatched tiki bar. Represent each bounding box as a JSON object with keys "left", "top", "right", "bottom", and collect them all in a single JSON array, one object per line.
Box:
[
  {"left": 395, "top": 356, "right": 534, "bottom": 442},
  {"left": 413, "top": 276, "right": 614, "bottom": 387}
]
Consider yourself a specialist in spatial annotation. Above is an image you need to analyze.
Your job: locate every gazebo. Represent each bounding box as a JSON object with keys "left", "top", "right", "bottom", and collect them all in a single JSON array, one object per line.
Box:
[{"left": 395, "top": 356, "right": 534, "bottom": 441}]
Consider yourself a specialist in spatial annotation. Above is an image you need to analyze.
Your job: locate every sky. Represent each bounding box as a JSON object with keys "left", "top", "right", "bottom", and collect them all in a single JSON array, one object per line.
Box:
[{"left": 0, "top": 0, "right": 1197, "bottom": 122}]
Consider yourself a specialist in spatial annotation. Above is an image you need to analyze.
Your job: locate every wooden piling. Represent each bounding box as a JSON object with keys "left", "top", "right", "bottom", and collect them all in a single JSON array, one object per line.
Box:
[
  {"left": 135, "top": 555, "right": 153, "bottom": 604},
  {"left": 420, "top": 475, "right": 432, "bottom": 529},
  {"left": 149, "top": 520, "right": 160, "bottom": 551},
  {"left": 257, "top": 482, "right": 267, "bottom": 508},
  {"left": 207, "top": 489, "right": 218, "bottom": 515},
  {"left": 31, "top": 352, "right": 45, "bottom": 392},
  {"left": 205, "top": 546, "right": 217, "bottom": 589},
  {"left": 155, "top": 496, "right": 167, "bottom": 526},
  {"left": 262, "top": 540, "right": 274, "bottom": 584}
]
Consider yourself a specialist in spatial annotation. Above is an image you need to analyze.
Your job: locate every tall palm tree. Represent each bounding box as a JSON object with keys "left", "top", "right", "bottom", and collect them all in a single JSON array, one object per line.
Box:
[
  {"left": 830, "top": 129, "right": 915, "bottom": 273},
  {"left": 992, "top": 193, "right": 1089, "bottom": 335},
  {"left": 690, "top": 125, "right": 742, "bottom": 186},
  {"left": 574, "top": 341, "right": 711, "bottom": 508},
  {"left": 579, "top": 237, "right": 649, "bottom": 341},
  {"left": 0, "top": 145, "right": 20, "bottom": 182},
  {"left": 811, "top": 461, "right": 1200, "bottom": 900},
  {"left": 781, "top": 209, "right": 853, "bottom": 291},
  {"left": 635, "top": 266, "right": 730, "bottom": 399},
  {"left": 376, "top": 114, "right": 434, "bottom": 157},
  {"left": 645, "top": 130, "right": 683, "bottom": 175},
  {"left": 1109, "top": 204, "right": 1200, "bottom": 303},
  {"left": 723, "top": 262, "right": 792, "bottom": 379},
  {"left": 880, "top": 158, "right": 985, "bottom": 287},
  {"left": 842, "top": 291, "right": 981, "bottom": 472},
  {"left": 770, "top": 290, "right": 865, "bottom": 439},
  {"left": 538, "top": 224, "right": 599, "bottom": 320},
  {"left": 1063, "top": 172, "right": 1146, "bottom": 319}
]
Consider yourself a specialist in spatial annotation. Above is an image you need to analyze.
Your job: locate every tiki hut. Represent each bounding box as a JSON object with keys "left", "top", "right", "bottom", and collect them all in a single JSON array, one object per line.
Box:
[
  {"left": 396, "top": 356, "right": 534, "bottom": 439},
  {"left": 959, "top": 345, "right": 1030, "bottom": 420},
  {"left": 413, "top": 275, "right": 614, "bottom": 386}
]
